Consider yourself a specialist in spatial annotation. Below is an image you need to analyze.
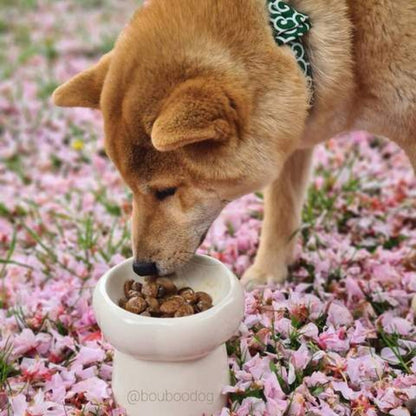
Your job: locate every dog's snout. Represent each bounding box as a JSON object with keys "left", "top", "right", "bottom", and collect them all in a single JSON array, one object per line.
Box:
[{"left": 132, "top": 261, "right": 158, "bottom": 276}]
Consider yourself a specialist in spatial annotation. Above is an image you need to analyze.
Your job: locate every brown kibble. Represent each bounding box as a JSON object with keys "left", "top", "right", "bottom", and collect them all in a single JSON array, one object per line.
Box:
[
  {"left": 160, "top": 298, "right": 183, "bottom": 315},
  {"left": 145, "top": 296, "right": 160, "bottom": 314},
  {"left": 142, "top": 281, "right": 158, "bottom": 298},
  {"left": 123, "top": 280, "right": 134, "bottom": 297},
  {"left": 174, "top": 303, "right": 194, "bottom": 317},
  {"left": 157, "top": 285, "right": 166, "bottom": 298},
  {"left": 196, "top": 300, "right": 212, "bottom": 312},
  {"left": 178, "top": 287, "right": 197, "bottom": 304},
  {"left": 166, "top": 295, "right": 185, "bottom": 304},
  {"left": 125, "top": 297, "right": 147, "bottom": 314},
  {"left": 196, "top": 291, "right": 213, "bottom": 306},
  {"left": 127, "top": 289, "right": 143, "bottom": 299},
  {"left": 119, "top": 278, "right": 213, "bottom": 318},
  {"left": 156, "top": 277, "right": 177, "bottom": 295},
  {"left": 131, "top": 281, "right": 143, "bottom": 292}
]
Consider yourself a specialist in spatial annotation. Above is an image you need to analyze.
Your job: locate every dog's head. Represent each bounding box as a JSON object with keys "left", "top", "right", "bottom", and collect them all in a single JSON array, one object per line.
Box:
[{"left": 52, "top": 0, "right": 309, "bottom": 275}]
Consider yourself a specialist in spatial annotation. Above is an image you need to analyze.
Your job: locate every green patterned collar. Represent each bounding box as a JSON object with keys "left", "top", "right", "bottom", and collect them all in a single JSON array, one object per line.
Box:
[{"left": 267, "top": 0, "right": 313, "bottom": 102}]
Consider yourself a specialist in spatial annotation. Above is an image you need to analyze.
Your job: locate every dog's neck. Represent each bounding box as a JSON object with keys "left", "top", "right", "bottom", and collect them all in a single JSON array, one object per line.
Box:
[
  {"left": 267, "top": 0, "right": 314, "bottom": 103},
  {"left": 283, "top": 0, "right": 355, "bottom": 146}
]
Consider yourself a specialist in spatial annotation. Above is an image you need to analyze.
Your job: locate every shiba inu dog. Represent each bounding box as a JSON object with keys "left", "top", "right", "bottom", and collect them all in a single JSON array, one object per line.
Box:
[{"left": 53, "top": 0, "right": 416, "bottom": 289}]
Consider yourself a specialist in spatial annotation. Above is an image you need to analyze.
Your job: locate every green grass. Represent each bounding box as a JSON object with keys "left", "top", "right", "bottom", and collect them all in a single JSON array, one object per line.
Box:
[
  {"left": 2, "top": 154, "right": 31, "bottom": 185},
  {"left": 0, "top": 18, "right": 9, "bottom": 33},
  {"left": 37, "top": 79, "right": 60, "bottom": 100},
  {"left": 98, "top": 33, "right": 115, "bottom": 54},
  {"left": 73, "top": 0, "right": 110, "bottom": 8},
  {"left": 0, "top": 343, "right": 19, "bottom": 390},
  {"left": 376, "top": 328, "right": 416, "bottom": 374},
  {"left": 0, "top": 0, "right": 37, "bottom": 9}
]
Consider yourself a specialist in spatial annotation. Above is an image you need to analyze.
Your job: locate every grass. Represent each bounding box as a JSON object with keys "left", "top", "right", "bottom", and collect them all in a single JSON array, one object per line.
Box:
[
  {"left": 37, "top": 79, "right": 60, "bottom": 100},
  {"left": 0, "top": 0, "right": 37, "bottom": 8},
  {"left": 0, "top": 342, "right": 19, "bottom": 391},
  {"left": 376, "top": 328, "right": 416, "bottom": 374}
]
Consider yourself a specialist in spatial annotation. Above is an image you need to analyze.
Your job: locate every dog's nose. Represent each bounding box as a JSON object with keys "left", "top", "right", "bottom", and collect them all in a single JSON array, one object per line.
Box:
[{"left": 132, "top": 261, "right": 158, "bottom": 276}]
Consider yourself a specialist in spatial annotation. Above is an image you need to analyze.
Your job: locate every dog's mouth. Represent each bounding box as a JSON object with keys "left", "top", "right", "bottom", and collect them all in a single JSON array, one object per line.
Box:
[
  {"left": 135, "top": 229, "right": 211, "bottom": 277},
  {"left": 157, "top": 230, "right": 209, "bottom": 276}
]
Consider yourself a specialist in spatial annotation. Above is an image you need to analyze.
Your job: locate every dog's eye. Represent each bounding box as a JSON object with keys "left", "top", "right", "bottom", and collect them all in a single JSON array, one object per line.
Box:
[{"left": 155, "top": 187, "right": 177, "bottom": 201}]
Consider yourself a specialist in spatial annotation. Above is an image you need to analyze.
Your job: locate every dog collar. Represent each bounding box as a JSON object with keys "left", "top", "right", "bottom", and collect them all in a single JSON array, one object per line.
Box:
[{"left": 267, "top": 0, "right": 313, "bottom": 102}]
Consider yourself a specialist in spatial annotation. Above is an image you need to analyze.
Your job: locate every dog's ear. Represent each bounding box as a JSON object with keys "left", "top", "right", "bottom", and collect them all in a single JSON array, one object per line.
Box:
[
  {"left": 151, "top": 79, "right": 239, "bottom": 152},
  {"left": 52, "top": 52, "right": 112, "bottom": 109}
]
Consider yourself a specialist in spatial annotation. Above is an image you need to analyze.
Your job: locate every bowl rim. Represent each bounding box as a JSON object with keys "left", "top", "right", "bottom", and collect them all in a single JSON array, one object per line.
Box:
[
  {"left": 93, "top": 254, "right": 245, "bottom": 360},
  {"left": 99, "top": 254, "right": 239, "bottom": 323}
]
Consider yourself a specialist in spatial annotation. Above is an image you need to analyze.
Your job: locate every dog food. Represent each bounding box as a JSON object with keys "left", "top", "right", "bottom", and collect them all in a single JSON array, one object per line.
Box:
[{"left": 119, "top": 277, "right": 213, "bottom": 317}]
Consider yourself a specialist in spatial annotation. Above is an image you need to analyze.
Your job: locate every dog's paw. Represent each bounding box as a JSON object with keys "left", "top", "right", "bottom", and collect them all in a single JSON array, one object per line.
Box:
[{"left": 240, "top": 262, "right": 288, "bottom": 290}]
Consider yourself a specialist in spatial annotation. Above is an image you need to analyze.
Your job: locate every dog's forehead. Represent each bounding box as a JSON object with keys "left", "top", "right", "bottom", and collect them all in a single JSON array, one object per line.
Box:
[
  {"left": 131, "top": 143, "right": 179, "bottom": 174},
  {"left": 110, "top": 139, "right": 188, "bottom": 189}
]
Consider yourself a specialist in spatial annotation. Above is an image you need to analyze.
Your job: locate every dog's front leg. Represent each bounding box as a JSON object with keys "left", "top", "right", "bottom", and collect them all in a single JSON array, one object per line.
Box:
[{"left": 241, "top": 148, "right": 314, "bottom": 287}]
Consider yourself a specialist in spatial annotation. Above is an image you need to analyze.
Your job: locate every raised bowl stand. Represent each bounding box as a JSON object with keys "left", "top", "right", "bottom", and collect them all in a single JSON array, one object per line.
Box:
[{"left": 93, "top": 255, "right": 245, "bottom": 416}]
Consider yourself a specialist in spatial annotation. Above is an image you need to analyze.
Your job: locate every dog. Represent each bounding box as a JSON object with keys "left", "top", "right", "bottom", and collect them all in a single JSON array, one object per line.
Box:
[{"left": 52, "top": 0, "right": 416, "bottom": 291}]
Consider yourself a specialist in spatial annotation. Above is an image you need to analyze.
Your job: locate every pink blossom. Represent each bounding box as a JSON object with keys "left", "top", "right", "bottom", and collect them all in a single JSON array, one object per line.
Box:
[
  {"left": 331, "top": 381, "right": 359, "bottom": 400},
  {"left": 350, "top": 320, "right": 375, "bottom": 344},
  {"left": 291, "top": 344, "right": 311, "bottom": 370},
  {"left": 318, "top": 328, "right": 350, "bottom": 352},
  {"left": 9, "top": 394, "right": 28, "bottom": 416},
  {"left": 244, "top": 354, "right": 271, "bottom": 380},
  {"left": 299, "top": 322, "right": 319, "bottom": 339},
  {"left": 71, "top": 377, "right": 110, "bottom": 402},
  {"left": 266, "top": 397, "right": 289, "bottom": 415},
  {"left": 346, "top": 353, "right": 385, "bottom": 385},
  {"left": 374, "top": 388, "right": 402, "bottom": 412},
  {"left": 287, "top": 392, "right": 305, "bottom": 415},
  {"left": 12, "top": 329, "right": 51, "bottom": 358},
  {"left": 381, "top": 313, "right": 413, "bottom": 336},
  {"left": 46, "top": 375, "right": 67, "bottom": 403},
  {"left": 71, "top": 344, "right": 106, "bottom": 367},
  {"left": 381, "top": 347, "right": 406, "bottom": 365},
  {"left": 237, "top": 397, "right": 266, "bottom": 416},
  {"left": 327, "top": 302, "right": 354, "bottom": 327},
  {"left": 305, "top": 371, "right": 329, "bottom": 387},
  {"left": 263, "top": 372, "right": 285, "bottom": 400}
]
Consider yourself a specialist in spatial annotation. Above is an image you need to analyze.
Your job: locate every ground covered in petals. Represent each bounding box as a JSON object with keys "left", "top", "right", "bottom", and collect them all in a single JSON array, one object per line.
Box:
[{"left": 1, "top": 1, "right": 415, "bottom": 415}]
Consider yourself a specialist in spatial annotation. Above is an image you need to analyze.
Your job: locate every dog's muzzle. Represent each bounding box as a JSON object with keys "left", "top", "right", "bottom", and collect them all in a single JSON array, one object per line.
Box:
[{"left": 132, "top": 261, "right": 158, "bottom": 276}]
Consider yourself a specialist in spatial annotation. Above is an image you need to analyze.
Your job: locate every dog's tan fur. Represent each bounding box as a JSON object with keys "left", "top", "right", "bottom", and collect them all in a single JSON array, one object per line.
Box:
[{"left": 53, "top": 0, "right": 416, "bottom": 282}]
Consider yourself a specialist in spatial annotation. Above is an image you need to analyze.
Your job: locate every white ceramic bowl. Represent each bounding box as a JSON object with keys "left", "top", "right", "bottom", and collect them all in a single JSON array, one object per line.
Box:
[{"left": 93, "top": 255, "right": 245, "bottom": 416}]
